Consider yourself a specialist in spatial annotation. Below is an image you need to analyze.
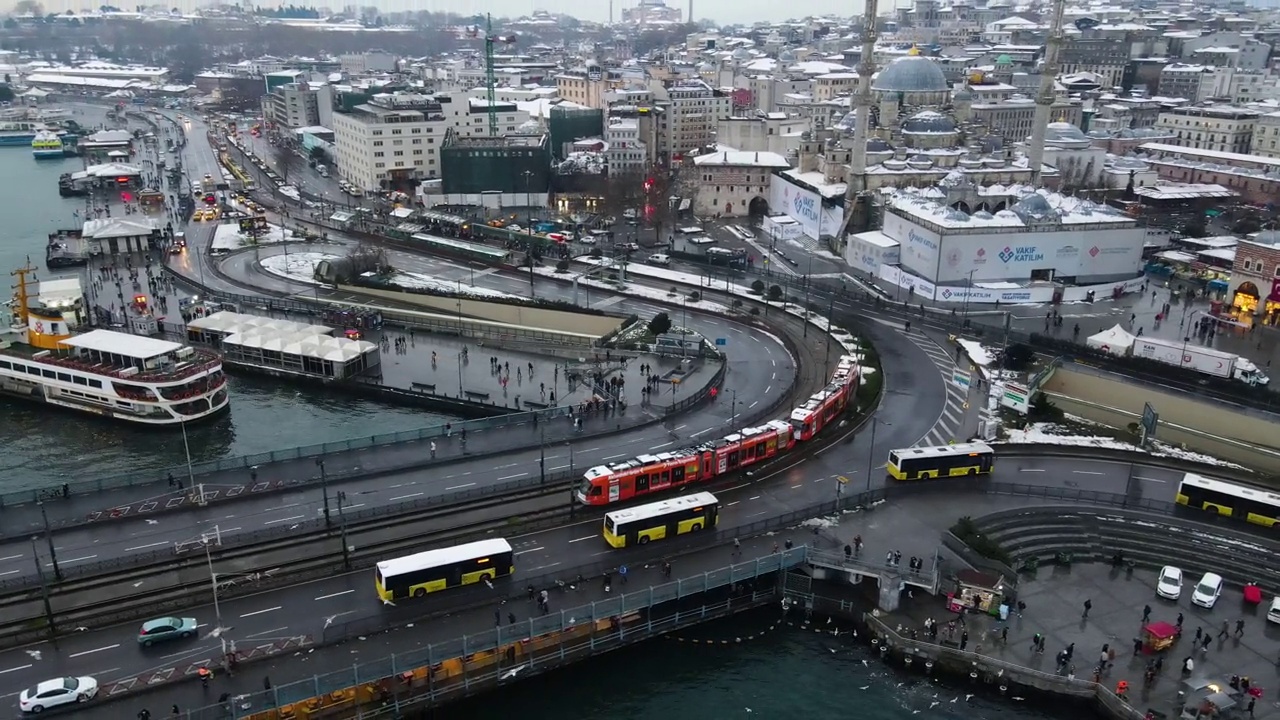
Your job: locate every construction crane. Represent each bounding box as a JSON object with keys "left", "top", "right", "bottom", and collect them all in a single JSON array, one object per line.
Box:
[
  {"left": 465, "top": 15, "right": 518, "bottom": 137},
  {"left": 1028, "top": 0, "right": 1067, "bottom": 187}
]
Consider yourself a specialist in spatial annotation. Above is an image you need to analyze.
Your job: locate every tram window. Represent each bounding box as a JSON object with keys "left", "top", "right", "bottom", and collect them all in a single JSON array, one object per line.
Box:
[
  {"left": 589, "top": 485, "right": 603, "bottom": 496},
  {"left": 88, "top": 379, "right": 102, "bottom": 389},
  {"left": 0, "top": 360, "right": 8, "bottom": 369},
  {"left": 672, "top": 466, "right": 685, "bottom": 483},
  {"left": 661, "top": 471, "right": 670, "bottom": 484},
  {"left": 636, "top": 474, "right": 650, "bottom": 493}
]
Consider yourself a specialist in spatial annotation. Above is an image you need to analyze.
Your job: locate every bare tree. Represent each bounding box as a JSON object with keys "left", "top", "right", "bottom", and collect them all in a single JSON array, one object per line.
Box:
[{"left": 270, "top": 141, "right": 303, "bottom": 185}]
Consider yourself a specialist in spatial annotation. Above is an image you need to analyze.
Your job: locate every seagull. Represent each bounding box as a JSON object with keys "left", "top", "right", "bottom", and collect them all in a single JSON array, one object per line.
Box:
[
  {"left": 862, "top": 660, "right": 869, "bottom": 666},
  {"left": 965, "top": 694, "right": 973, "bottom": 701},
  {"left": 897, "top": 682, "right": 906, "bottom": 688},
  {"left": 950, "top": 697, "right": 958, "bottom": 704},
  {"left": 859, "top": 686, "right": 870, "bottom": 691},
  {"left": 145, "top": 519, "right": 159, "bottom": 525},
  {"left": 499, "top": 664, "right": 527, "bottom": 680},
  {"left": 323, "top": 615, "right": 338, "bottom": 629},
  {"left": 828, "top": 648, "right": 837, "bottom": 654},
  {"left": 483, "top": 578, "right": 494, "bottom": 590},
  {"left": 930, "top": 702, "right": 940, "bottom": 709},
  {"left": 381, "top": 598, "right": 395, "bottom": 607}
]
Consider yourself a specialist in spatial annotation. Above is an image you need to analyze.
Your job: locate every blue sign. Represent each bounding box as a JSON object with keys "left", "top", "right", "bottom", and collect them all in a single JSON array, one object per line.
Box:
[
  {"left": 907, "top": 229, "right": 937, "bottom": 251},
  {"left": 999, "top": 245, "right": 1044, "bottom": 264},
  {"left": 792, "top": 194, "right": 820, "bottom": 223},
  {"left": 715, "top": 338, "right": 727, "bottom": 346}
]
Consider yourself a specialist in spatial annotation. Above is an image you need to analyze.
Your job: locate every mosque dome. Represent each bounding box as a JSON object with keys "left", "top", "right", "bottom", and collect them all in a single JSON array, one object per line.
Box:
[
  {"left": 731, "top": 48, "right": 752, "bottom": 61},
  {"left": 1044, "top": 121, "right": 1089, "bottom": 146},
  {"left": 1011, "top": 193, "right": 1059, "bottom": 222},
  {"left": 952, "top": 85, "right": 974, "bottom": 101},
  {"left": 779, "top": 49, "right": 797, "bottom": 64},
  {"left": 697, "top": 62, "right": 715, "bottom": 72},
  {"left": 866, "top": 137, "right": 895, "bottom": 153},
  {"left": 872, "top": 51, "right": 948, "bottom": 94},
  {"left": 901, "top": 110, "right": 957, "bottom": 135}
]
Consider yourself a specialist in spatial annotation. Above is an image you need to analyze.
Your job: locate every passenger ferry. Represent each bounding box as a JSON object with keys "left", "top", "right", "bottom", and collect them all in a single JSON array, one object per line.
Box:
[
  {"left": 31, "top": 130, "right": 64, "bottom": 159},
  {"left": 0, "top": 120, "right": 58, "bottom": 146},
  {"left": 0, "top": 267, "right": 230, "bottom": 425}
]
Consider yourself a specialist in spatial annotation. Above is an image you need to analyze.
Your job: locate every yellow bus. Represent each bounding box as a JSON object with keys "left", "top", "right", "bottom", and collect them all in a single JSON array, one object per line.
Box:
[
  {"left": 1176, "top": 472, "right": 1280, "bottom": 528},
  {"left": 603, "top": 492, "right": 719, "bottom": 548},
  {"left": 886, "top": 442, "right": 995, "bottom": 481},
  {"left": 375, "top": 538, "right": 514, "bottom": 601}
]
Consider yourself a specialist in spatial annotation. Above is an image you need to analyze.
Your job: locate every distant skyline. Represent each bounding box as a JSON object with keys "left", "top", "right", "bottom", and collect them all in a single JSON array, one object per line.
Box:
[{"left": 356, "top": 0, "right": 873, "bottom": 24}]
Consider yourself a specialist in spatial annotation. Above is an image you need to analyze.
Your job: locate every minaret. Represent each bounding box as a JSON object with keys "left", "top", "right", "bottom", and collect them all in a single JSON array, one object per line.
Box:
[
  {"left": 838, "top": 0, "right": 879, "bottom": 238},
  {"left": 1029, "top": 0, "right": 1067, "bottom": 187}
]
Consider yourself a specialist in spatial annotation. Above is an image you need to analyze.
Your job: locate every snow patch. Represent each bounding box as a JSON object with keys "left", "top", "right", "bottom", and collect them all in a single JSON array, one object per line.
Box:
[
  {"left": 956, "top": 338, "right": 996, "bottom": 375},
  {"left": 260, "top": 251, "right": 336, "bottom": 285},
  {"left": 211, "top": 222, "right": 292, "bottom": 251},
  {"left": 367, "top": 270, "right": 516, "bottom": 299},
  {"left": 999, "top": 422, "right": 1244, "bottom": 469}
]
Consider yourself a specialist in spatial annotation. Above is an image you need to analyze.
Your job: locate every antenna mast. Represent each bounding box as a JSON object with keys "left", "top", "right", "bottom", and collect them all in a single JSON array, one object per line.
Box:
[{"left": 1029, "top": 0, "right": 1067, "bottom": 187}]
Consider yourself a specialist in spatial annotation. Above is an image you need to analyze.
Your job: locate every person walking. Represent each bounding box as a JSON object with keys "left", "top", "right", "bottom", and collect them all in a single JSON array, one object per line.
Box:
[
  {"left": 733, "top": 538, "right": 741, "bottom": 556},
  {"left": 1235, "top": 619, "right": 1245, "bottom": 637},
  {"left": 170, "top": 705, "right": 180, "bottom": 719},
  {"left": 1082, "top": 599, "right": 1092, "bottom": 618},
  {"left": 1219, "top": 620, "right": 1230, "bottom": 640},
  {"left": 1142, "top": 604, "right": 1151, "bottom": 622},
  {"left": 619, "top": 564, "right": 628, "bottom": 584},
  {"left": 430, "top": 440, "right": 436, "bottom": 459},
  {"left": 138, "top": 710, "right": 151, "bottom": 720}
]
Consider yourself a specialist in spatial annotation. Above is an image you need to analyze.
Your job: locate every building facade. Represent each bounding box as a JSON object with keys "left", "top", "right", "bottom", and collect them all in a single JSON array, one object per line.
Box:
[
  {"left": 691, "top": 150, "right": 790, "bottom": 217},
  {"left": 1228, "top": 235, "right": 1280, "bottom": 323},
  {"left": 658, "top": 80, "right": 732, "bottom": 161},
  {"left": 1154, "top": 105, "right": 1259, "bottom": 155},
  {"left": 262, "top": 83, "right": 321, "bottom": 131}
]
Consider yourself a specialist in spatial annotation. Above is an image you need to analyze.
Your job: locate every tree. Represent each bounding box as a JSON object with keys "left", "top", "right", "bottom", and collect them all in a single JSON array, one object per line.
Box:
[
  {"left": 767, "top": 285, "right": 783, "bottom": 301},
  {"left": 0, "top": 85, "right": 13, "bottom": 104},
  {"left": 600, "top": 170, "right": 646, "bottom": 221},
  {"left": 271, "top": 141, "right": 303, "bottom": 184},
  {"left": 750, "top": 279, "right": 765, "bottom": 294},
  {"left": 1003, "top": 343, "right": 1034, "bottom": 371},
  {"left": 648, "top": 312, "right": 672, "bottom": 336},
  {"left": 309, "top": 145, "right": 329, "bottom": 164},
  {"left": 14, "top": 0, "right": 44, "bottom": 15}
]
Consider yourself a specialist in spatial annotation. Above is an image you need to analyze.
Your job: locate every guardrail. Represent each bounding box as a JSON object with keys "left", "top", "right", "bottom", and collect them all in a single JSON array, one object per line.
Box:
[{"left": 994, "top": 444, "right": 1272, "bottom": 485}]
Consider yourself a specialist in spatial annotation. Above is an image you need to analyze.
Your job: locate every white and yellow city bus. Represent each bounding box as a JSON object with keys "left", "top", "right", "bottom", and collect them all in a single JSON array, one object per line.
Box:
[
  {"left": 1176, "top": 472, "right": 1280, "bottom": 528},
  {"left": 375, "top": 538, "right": 515, "bottom": 601},
  {"left": 886, "top": 442, "right": 995, "bottom": 480},
  {"left": 602, "top": 492, "right": 719, "bottom": 548}
]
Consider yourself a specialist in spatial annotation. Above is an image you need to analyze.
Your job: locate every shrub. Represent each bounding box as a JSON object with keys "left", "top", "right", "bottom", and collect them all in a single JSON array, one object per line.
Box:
[
  {"left": 648, "top": 312, "right": 672, "bottom": 336},
  {"left": 751, "top": 279, "right": 765, "bottom": 294},
  {"left": 950, "top": 515, "right": 1012, "bottom": 566},
  {"left": 688, "top": 291, "right": 701, "bottom": 302},
  {"left": 555, "top": 259, "right": 570, "bottom": 272},
  {"left": 767, "top": 285, "right": 783, "bottom": 301}
]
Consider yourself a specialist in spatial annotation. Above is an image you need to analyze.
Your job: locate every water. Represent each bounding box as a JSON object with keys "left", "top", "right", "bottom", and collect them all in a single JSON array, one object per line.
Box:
[
  {"left": 446, "top": 608, "right": 1072, "bottom": 720},
  {"left": 0, "top": 146, "right": 452, "bottom": 487}
]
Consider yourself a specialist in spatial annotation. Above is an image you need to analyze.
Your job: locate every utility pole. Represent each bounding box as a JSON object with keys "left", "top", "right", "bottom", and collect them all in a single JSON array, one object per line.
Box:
[
  {"left": 336, "top": 491, "right": 351, "bottom": 569},
  {"left": 37, "top": 502, "right": 60, "bottom": 582},
  {"left": 31, "top": 537, "right": 56, "bottom": 636},
  {"left": 315, "top": 458, "right": 331, "bottom": 528}
]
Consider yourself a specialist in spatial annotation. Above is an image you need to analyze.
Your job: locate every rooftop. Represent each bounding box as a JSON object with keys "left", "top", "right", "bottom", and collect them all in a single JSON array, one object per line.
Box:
[
  {"left": 694, "top": 150, "right": 790, "bottom": 168},
  {"left": 60, "top": 329, "right": 183, "bottom": 360}
]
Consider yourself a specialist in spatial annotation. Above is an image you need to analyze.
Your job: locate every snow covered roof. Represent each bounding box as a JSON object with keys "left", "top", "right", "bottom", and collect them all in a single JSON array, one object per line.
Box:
[
  {"left": 886, "top": 188, "right": 1132, "bottom": 230},
  {"left": 694, "top": 150, "right": 790, "bottom": 168}
]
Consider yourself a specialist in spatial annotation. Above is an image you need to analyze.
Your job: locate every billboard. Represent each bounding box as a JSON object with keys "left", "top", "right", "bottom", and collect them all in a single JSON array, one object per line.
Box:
[
  {"left": 769, "top": 175, "right": 843, "bottom": 242},
  {"left": 847, "top": 231, "right": 901, "bottom": 277},
  {"left": 884, "top": 212, "right": 941, "bottom": 279}
]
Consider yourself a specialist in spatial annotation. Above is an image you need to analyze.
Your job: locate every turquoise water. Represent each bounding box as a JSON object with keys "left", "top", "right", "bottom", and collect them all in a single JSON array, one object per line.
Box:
[{"left": 0, "top": 147, "right": 452, "bottom": 487}]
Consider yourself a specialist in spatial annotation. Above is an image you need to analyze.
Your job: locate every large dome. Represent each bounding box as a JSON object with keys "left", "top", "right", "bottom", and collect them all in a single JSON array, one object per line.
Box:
[
  {"left": 872, "top": 54, "right": 948, "bottom": 93},
  {"left": 902, "top": 110, "right": 957, "bottom": 134},
  {"left": 1043, "top": 121, "right": 1090, "bottom": 148}
]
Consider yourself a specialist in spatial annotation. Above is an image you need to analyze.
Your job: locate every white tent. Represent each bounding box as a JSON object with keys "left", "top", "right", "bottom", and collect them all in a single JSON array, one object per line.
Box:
[{"left": 1086, "top": 325, "right": 1136, "bottom": 356}]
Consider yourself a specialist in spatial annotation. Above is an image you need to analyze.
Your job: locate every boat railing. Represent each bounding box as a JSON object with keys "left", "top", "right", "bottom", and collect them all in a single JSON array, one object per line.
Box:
[{"left": 21, "top": 348, "right": 223, "bottom": 383}]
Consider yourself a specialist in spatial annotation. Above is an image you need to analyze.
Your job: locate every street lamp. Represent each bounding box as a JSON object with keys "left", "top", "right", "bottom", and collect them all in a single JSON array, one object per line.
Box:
[
  {"left": 315, "top": 458, "right": 331, "bottom": 528},
  {"left": 336, "top": 490, "right": 351, "bottom": 570},
  {"left": 961, "top": 269, "right": 976, "bottom": 328},
  {"left": 180, "top": 420, "right": 196, "bottom": 491},
  {"left": 199, "top": 526, "right": 229, "bottom": 658},
  {"left": 37, "top": 502, "right": 61, "bottom": 582},
  {"left": 864, "top": 417, "right": 890, "bottom": 491},
  {"left": 30, "top": 537, "right": 56, "bottom": 635},
  {"left": 524, "top": 170, "right": 536, "bottom": 297},
  {"left": 539, "top": 427, "right": 546, "bottom": 484}
]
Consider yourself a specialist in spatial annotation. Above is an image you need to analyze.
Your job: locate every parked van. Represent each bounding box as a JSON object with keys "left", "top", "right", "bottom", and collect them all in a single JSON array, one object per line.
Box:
[{"left": 648, "top": 253, "right": 671, "bottom": 266}]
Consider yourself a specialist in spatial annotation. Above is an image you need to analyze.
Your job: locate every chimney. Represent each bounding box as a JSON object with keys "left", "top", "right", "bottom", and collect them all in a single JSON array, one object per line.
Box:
[{"left": 754, "top": 152, "right": 759, "bottom": 162}]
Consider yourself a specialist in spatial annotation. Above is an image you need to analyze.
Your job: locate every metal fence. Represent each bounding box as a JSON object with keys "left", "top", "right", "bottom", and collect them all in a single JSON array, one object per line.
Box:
[
  {"left": 176, "top": 550, "right": 806, "bottom": 719},
  {"left": 0, "top": 349, "right": 727, "bottom": 513}
]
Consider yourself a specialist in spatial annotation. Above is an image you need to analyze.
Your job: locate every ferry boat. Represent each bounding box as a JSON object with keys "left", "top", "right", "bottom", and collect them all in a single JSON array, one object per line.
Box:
[
  {"left": 31, "top": 130, "right": 64, "bottom": 159},
  {"left": 0, "top": 120, "right": 57, "bottom": 146},
  {"left": 0, "top": 267, "right": 230, "bottom": 425}
]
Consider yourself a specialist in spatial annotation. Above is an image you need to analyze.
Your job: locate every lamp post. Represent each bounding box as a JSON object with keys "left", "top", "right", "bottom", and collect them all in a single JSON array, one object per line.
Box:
[
  {"left": 200, "top": 526, "right": 228, "bottom": 658},
  {"left": 524, "top": 170, "right": 535, "bottom": 297},
  {"left": 37, "top": 502, "right": 61, "bottom": 582},
  {"left": 864, "top": 417, "right": 890, "bottom": 491},
  {"left": 962, "top": 269, "right": 976, "bottom": 328},
  {"left": 336, "top": 490, "right": 351, "bottom": 570},
  {"left": 803, "top": 255, "right": 813, "bottom": 338},
  {"left": 180, "top": 420, "right": 196, "bottom": 490},
  {"left": 823, "top": 295, "right": 836, "bottom": 379},
  {"left": 31, "top": 537, "right": 56, "bottom": 635},
  {"left": 315, "top": 458, "right": 331, "bottom": 528},
  {"left": 539, "top": 427, "right": 546, "bottom": 485}
]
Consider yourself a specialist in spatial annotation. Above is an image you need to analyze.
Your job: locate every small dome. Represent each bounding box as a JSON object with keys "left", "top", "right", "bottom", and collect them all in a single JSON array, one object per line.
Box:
[
  {"left": 996, "top": 54, "right": 1013, "bottom": 65},
  {"left": 697, "top": 62, "right": 715, "bottom": 72},
  {"left": 901, "top": 110, "right": 957, "bottom": 134},
  {"left": 1045, "top": 121, "right": 1087, "bottom": 143},
  {"left": 866, "top": 137, "right": 895, "bottom": 153},
  {"left": 732, "top": 48, "right": 752, "bottom": 61},
  {"left": 779, "top": 49, "right": 797, "bottom": 64},
  {"left": 952, "top": 85, "right": 974, "bottom": 101},
  {"left": 872, "top": 54, "right": 949, "bottom": 94},
  {"left": 1012, "top": 193, "right": 1059, "bottom": 222}
]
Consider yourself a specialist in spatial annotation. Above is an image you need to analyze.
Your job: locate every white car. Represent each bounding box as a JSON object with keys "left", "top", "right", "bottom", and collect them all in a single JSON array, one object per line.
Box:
[
  {"left": 19, "top": 676, "right": 98, "bottom": 713},
  {"left": 648, "top": 253, "right": 671, "bottom": 266},
  {"left": 1155, "top": 566, "right": 1183, "bottom": 600},
  {"left": 1191, "top": 572, "right": 1224, "bottom": 609},
  {"left": 1267, "top": 598, "right": 1280, "bottom": 625}
]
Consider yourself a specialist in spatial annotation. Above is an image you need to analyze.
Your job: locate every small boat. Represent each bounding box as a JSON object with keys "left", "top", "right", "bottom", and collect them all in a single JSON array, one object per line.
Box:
[{"left": 31, "top": 130, "right": 64, "bottom": 159}]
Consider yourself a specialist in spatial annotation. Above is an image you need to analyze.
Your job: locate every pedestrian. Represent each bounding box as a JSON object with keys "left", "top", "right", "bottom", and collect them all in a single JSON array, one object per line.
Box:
[
  {"left": 263, "top": 676, "right": 271, "bottom": 691},
  {"left": 1194, "top": 626, "right": 1202, "bottom": 642},
  {"left": 494, "top": 610, "right": 501, "bottom": 626},
  {"left": 508, "top": 612, "right": 516, "bottom": 625},
  {"left": 1235, "top": 619, "right": 1245, "bottom": 637},
  {"left": 619, "top": 564, "right": 628, "bottom": 584},
  {"left": 844, "top": 544, "right": 852, "bottom": 559},
  {"left": 138, "top": 710, "right": 151, "bottom": 720},
  {"left": 1082, "top": 599, "right": 1092, "bottom": 618},
  {"left": 1065, "top": 642, "right": 1075, "bottom": 660},
  {"left": 733, "top": 538, "right": 740, "bottom": 555},
  {"left": 1142, "top": 604, "right": 1151, "bottom": 622},
  {"left": 1031, "top": 633, "right": 1042, "bottom": 653},
  {"left": 960, "top": 630, "right": 968, "bottom": 650},
  {"left": 1200, "top": 635, "right": 1211, "bottom": 651},
  {"left": 171, "top": 705, "right": 180, "bottom": 718},
  {"left": 430, "top": 440, "right": 436, "bottom": 459},
  {"left": 1132, "top": 637, "right": 1143, "bottom": 655},
  {"left": 1176, "top": 612, "right": 1184, "bottom": 628},
  {"left": 1001, "top": 626, "right": 1008, "bottom": 644},
  {"left": 1247, "top": 698, "right": 1256, "bottom": 717},
  {"left": 1219, "top": 620, "right": 1230, "bottom": 639}
]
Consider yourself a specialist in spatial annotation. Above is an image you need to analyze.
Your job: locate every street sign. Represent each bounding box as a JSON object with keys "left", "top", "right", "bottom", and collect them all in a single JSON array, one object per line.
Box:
[
  {"left": 951, "top": 367, "right": 972, "bottom": 391},
  {"left": 715, "top": 338, "right": 727, "bottom": 346},
  {"left": 1000, "top": 382, "right": 1030, "bottom": 414},
  {"left": 837, "top": 475, "right": 850, "bottom": 484},
  {"left": 1141, "top": 402, "right": 1159, "bottom": 444}
]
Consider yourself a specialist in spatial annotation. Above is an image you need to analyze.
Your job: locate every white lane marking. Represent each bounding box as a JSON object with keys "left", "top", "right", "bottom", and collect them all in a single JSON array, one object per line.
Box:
[
  {"left": 1072, "top": 471, "right": 1104, "bottom": 476},
  {"left": 0, "top": 664, "right": 32, "bottom": 675},
  {"left": 239, "top": 606, "right": 282, "bottom": 618},
  {"left": 601, "top": 453, "right": 626, "bottom": 460},
  {"left": 690, "top": 428, "right": 715, "bottom": 437},
  {"left": 749, "top": 496, "right": 761, "bottom": 501},
  {"left": 245, "top": 627, "right": 289, "bottom": 638},
  {"left": 0, "top": 570, "right": 19, "bottom": 577},
  {"left": 548, "top": 464, "right": 569, "bottom": 471},
  {"left": 389, "top": 492, "right": 424, "bottom": 501},
  {"left": 497, "top": 473, "right": 529, "bottom": 480},
  {"left": 649, "top": 442, "right": 674, "bottom": 450},
  {"left": 315, "top": 590, "right": 355, "bottom": 601},
  {"left": 581, "top": 447, "right": 601, "bottom": 452},
  {"left": 765, "top": 385, "right": 772, "bottom": 393},
  {"left": 445, "top": 483, "right": 476, "bottom": 490},
  {"left": 726, "top": 501, "right": 740, "bottom": 507},
  {"left": 749, "top": 401, "right": 759, "bottom": 409},
  {"left": 1135, "top": 476, "right": 1167, "bottom": 483},
  {"left": 125, "top": 541, "right": 171, "bottom": 551},
  {"left": 527, "top": 562, "right": 562, "bottom": 572},
  {"left": 69, "top": 644, "right": 119, "bottom": 658},
  {"left": 263, "top": 515, "right": 305, "bottom": 526},
  {"left": 515, "top": 547, "right": 545, "bottom": 555},
  {"left": 51, "top": 555, "right": 97, "bottom": 566},
  {"left": 1020, "top": 469, "right": 1045, "bottom": 473},
  {"left": 0, "top": 555, "right": 23, "bottom": 562},
  {"left": 569, "top": 535, "right": 596, "bottom": 543}
]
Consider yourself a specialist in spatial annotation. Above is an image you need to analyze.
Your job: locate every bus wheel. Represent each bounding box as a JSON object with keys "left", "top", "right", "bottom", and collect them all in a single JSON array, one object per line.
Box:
[
  {"left": 967, "top": 468, "right": 977, "bottom": 475},
  {"left": 412, "top": 588, "right": 426, "bottom": 598},
  {"left": 639, "top": 536, "right": 650, "bottom": 544},
  {"left": 691, "top": 523, "right": 702, "bottom": 531}
]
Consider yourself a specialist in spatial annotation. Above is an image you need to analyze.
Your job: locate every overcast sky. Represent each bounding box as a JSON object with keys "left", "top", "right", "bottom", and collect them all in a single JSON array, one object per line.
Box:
[{"left": 430, "top": 0, "right": 870, "bottom": 24}]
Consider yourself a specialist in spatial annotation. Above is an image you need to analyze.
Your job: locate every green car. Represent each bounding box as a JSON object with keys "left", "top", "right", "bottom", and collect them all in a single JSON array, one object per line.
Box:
[{"left": 137, "top": 617, "right": 198, "bottom": 647}]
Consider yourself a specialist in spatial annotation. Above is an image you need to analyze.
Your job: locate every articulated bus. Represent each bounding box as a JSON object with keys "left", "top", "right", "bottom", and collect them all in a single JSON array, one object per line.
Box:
[
  {"left": 375, "top": 538, "right": 515, "bottom": 601},
  {"left": 603, "top": 492, "right": 719, "bottom": 548},
  {"left": 886, "top": 442, "right": 995, "bottom": 481},
  {"left": 1176, "top": 472, "right": 1280, "bottom": 528}
]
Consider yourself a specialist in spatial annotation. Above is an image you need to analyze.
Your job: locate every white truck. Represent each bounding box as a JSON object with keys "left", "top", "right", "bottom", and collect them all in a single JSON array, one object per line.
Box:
[{"left": 1131, "top": 337, "right": 1269, "bottom": 386}]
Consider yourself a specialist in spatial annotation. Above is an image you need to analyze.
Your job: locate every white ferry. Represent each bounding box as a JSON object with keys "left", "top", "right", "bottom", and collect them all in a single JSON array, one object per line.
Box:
[
  {"left": 31, "top": 129, "right": 64, "bottom": 159},
  {"left": 0, "top": 268, "right": 229, "bottom": 425}
]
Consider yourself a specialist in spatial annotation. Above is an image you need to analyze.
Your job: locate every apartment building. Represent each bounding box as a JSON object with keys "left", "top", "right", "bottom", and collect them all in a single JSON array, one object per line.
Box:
[
  {"left": 261, "top": 82, "right": 322, "bottom": 131},
  {"left": 656, "top": 79, "right": 732, "bottom": 161},
  {"left": 1059, "top": 37, "right": 1129, "bottom": 90},
  {"left": 715, "top": 113, "right": 809, "bottom": 155},
  {"left": 330, "top": 92, "right": 526, "bottom": 192},
  {"left": 604, "top": 117, "right": 646, "bottom": 174},
  {"left": 967, "top": 98, "right": 1084, "bottom": 145},
  {"left": 1158, "top": 64, "right": 1232, "bottom": 103},
  {"left": 1154, "top": 105, "right": 1259, "bottom": 155},
  {"left": 1252, "top": 112, "right": 1280, "bottom": 159}
]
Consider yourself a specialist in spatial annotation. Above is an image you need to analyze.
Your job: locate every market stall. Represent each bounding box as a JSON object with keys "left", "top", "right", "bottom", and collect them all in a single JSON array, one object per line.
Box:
[
  {"left": 945, "top": 569, "right": 1008, "bottom": 617},
  {"left": 1142, "top": 621, "right": 1178, "bottom": 654}
]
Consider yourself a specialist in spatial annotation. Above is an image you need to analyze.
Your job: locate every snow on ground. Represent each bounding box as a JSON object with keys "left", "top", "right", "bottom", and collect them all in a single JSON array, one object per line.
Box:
[
  {"left": 999, "top": 422, "right": 1245, "bottom": 469},
  {"left": 380, "top": 270, "right": 514, "bottom": 299},
  {"left": 956, "top": 338, "right": 996, "bottom": 377},
  {"left": 260, "top": 251, "right": 335, "bottom": 285},
  {"left": 211, "top": 222, "right": 291, "bottom": 251}
]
